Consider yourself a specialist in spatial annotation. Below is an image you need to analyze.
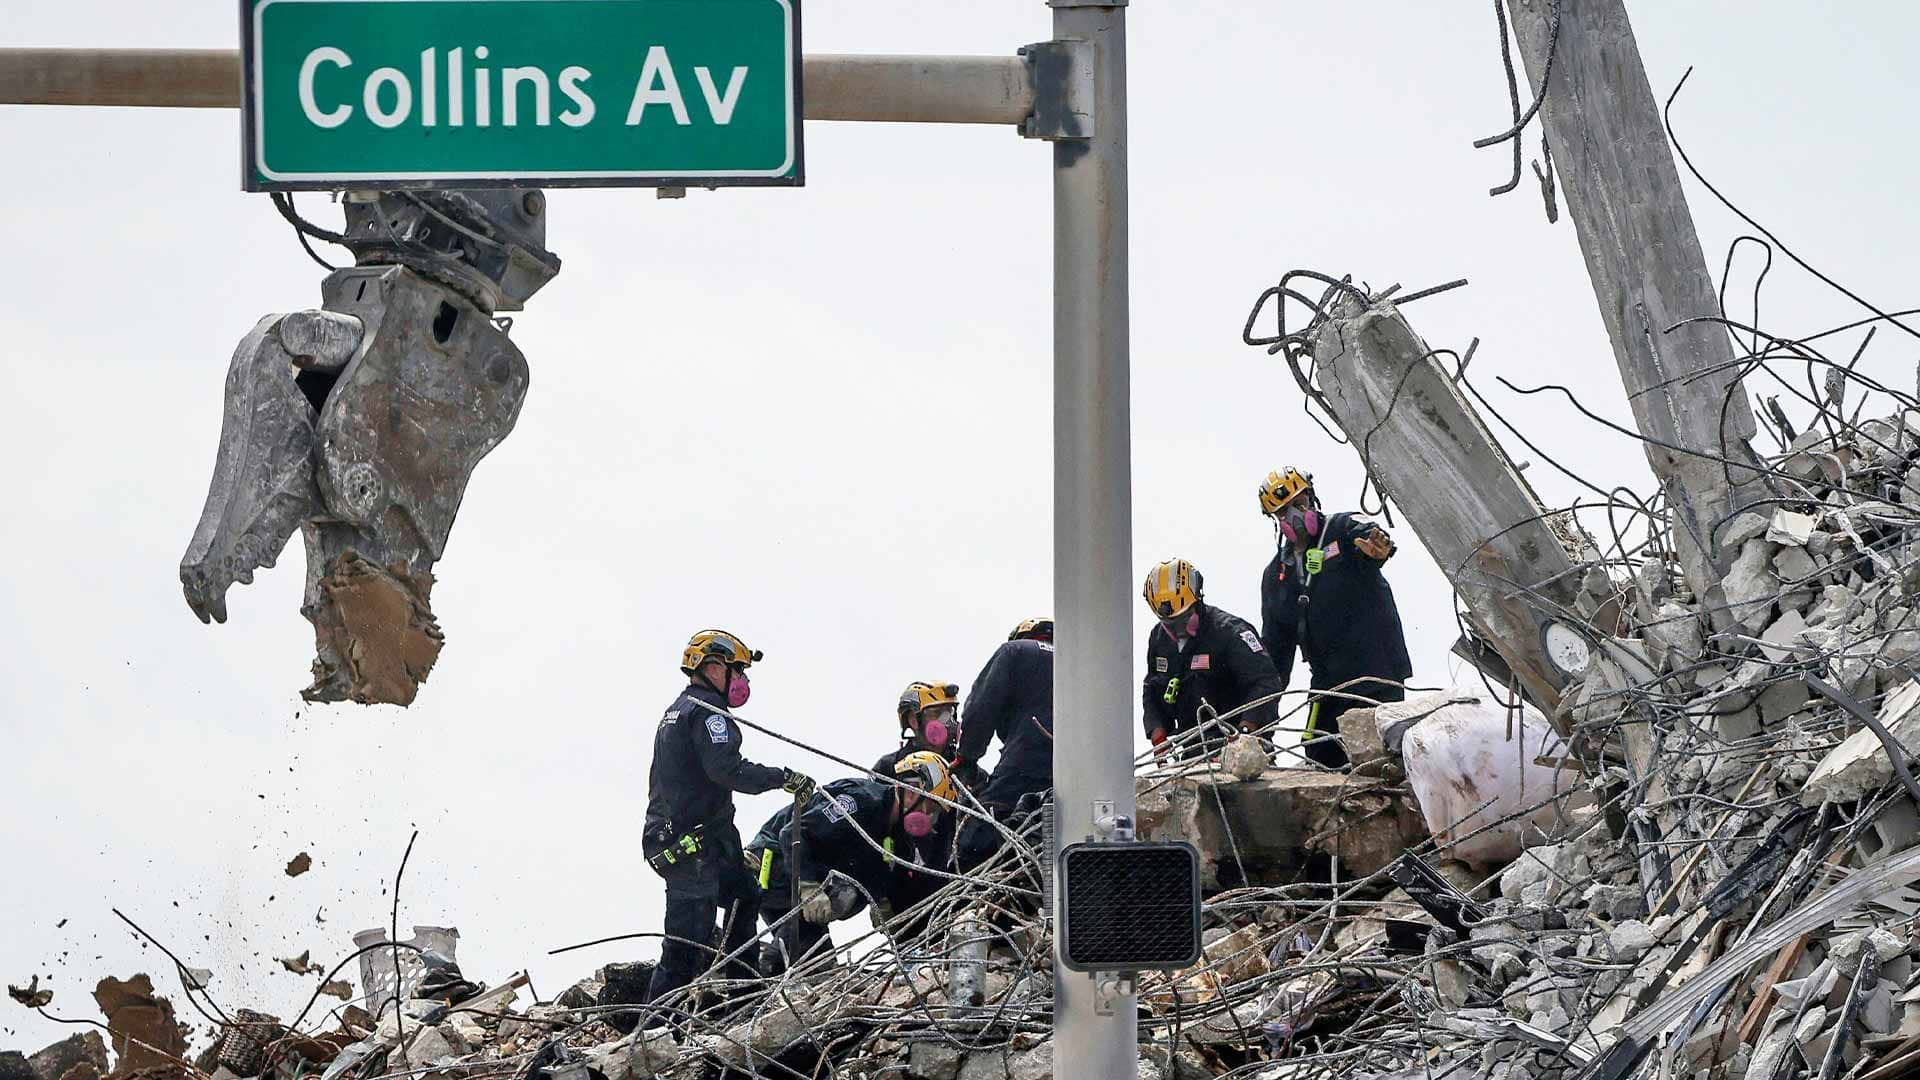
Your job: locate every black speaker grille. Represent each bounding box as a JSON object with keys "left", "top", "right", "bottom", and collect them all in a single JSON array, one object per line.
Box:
[{"left": 1060, "top": 843, "right": 1200, "bottom": 970}]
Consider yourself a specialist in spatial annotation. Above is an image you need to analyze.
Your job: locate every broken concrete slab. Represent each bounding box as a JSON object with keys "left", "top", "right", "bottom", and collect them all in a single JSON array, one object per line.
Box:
[
  {"left": 1768, "top": 509, "right": 1819, "bottom": 546},
  {"left": 1722, "top": 511, "right": 1771, "bottom": 548},
  {"left": 92, "top": 975, "right": 187, "bottom": 1077},
  {"left": 1775, "top": 544, "right": 1818, "bottom": 584},
  {"left": 27, "top": 1034, "right": 108, "bottom": 1080},
  {"left": 1722, "top": 538, "right": 1780, "bottom": 632},
  {"left": 1803, "top": 680, "right": 1920, "bottom": 805},
  {"left": 285, "top": 852, "right": 312, "bottom": 877},
  {"left": 1136, "top": 767, "right": 1427, "bottom": 887},
  {"left": 1761, "top": 609, "right": 1808, "bottom": 663}
]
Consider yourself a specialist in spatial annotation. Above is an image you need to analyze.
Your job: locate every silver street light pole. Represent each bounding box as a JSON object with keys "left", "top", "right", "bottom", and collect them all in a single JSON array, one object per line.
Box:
[{"left": 1048, "top": 0, "right": 1136, "bottom": 1076}]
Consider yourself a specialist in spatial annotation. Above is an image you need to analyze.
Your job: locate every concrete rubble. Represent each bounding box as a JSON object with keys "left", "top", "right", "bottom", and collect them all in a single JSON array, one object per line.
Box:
[{"left": 24, "top": 413, "right": 1920, "bottom": 1080}]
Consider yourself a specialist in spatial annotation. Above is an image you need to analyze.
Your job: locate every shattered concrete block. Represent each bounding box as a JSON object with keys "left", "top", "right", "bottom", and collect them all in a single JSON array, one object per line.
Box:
[
  {"left": 1760, "top": 609, "right": 1808, "bottom": 663},
  {"left": 1858, "top": 800, "right": 1920, "bottom": 865},
  {"left": 1135, "top": 768, "right": 1427, "bottom": 887},
  {"left": 92, "top": 975, "right": 188, "bottom": 1077},
  {"left": 1642, "top": 603, "right": 1704, "bottom": 672},
  {"left": 1866, "top": 983, "right": 1898, "bottom": 1035},
  {"left": 1607, "top": 921, "right": 1657, "bottom": 963},
  {"left": 907, "top": 1042, "right": 967, "bottom": 1080},
  {"left": 1767, "top": 509, "right": 1818, "bottom": 546},
  {"left": 1722, "top": 511, "right": 1771, "bottom": 548},
  {"left": 1220, "top": 735, "right": 1268, "bottom": 782},
  {"left": 400, "top": 1025, "right": 457, "bottom": 1069},
  {"left": 1831, "top": 928, "right": 1905, "bottom": 969},
  {"left": 28, "top": 1034, "right": 108, "bottom": 1080},
  {"left": 1500, "top": 845, "right": 1562, "bottom": 904},
  {"left": 1775, "top": 544, "right": 1818, "bottom": 584},
  {"left": 1, "top": 1056, "right": 35, "bottom": 1080},
  {"left": 1721, "top": 539, "right": 1780, "bottom": 632},
  {"left": 1802, "top": 680, "right": 1920, "bottom": 805},
  {"left": 301, "top": 550, "right": 443, "bottom": 706}
]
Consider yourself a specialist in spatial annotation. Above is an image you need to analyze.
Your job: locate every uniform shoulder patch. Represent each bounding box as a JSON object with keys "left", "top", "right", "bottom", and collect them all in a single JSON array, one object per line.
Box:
[
  {"left": 824, "top": 793, "right": 859, "bottom": 822},
  {"left": 1038, "top": 642, "right": 1056, "bottom": 652},
  {"left": 705, "top": 714, "right": 730, "bottom": 743},
  {"left": 1153, "top": 656, "right": 1169, "bottom": 673},
  {"left": 1239, "top": 629, "right": 1265, "bottom": 653}
]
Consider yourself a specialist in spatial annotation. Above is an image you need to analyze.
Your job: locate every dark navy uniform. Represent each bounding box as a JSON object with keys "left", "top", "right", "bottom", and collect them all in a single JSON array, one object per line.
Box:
[
  {"left": 1142, "top": 604, "right": 1283, "bottom": 753},
  {"left": 955, "top": 638, "right": 1054, "bottom": 869},
  {"left": 643, "top": 684, "right": 787, "bottom": 1005},
  {"left": 1259, "top": 511, "right": 1413, "bottom": 768},
  {"left": 747, "top": 778, "right": 930, "bottom": 968}
]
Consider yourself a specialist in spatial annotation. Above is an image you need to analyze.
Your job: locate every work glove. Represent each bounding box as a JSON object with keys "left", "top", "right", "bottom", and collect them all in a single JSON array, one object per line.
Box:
[
  {"left": 782, "top": 769, "right": 817, "bottom": 801},
  {"left": 743, "top": 849, "right": 763, "bottom": 876},
  {"left": 951, "top": 758, "right": 987, "bottom": 791},
  {"left": 799, "top": 881, "right": 835, "bottom": 924},
  {"left": 869, "top": 899, "right": 896, "bottom": 930},
  {"left": 1355, "top": 525, "right": 1395, "bottom": 561},
  {"left": 1149, "top": 728, "right": 1170, "bottom": 759}
]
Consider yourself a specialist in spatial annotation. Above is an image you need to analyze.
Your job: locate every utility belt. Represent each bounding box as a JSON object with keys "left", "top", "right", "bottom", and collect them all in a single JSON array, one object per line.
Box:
[{"left": 645, "top": 822, "right": 707, "bottom": 873}]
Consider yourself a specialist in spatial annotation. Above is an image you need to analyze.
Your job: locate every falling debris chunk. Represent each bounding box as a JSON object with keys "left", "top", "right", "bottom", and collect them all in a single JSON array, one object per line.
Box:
[
  {"left": 8, "top": 975, "right": 52, "bottom": 1009},
  {"left": 285, "top": 852, "right": 312, "bottom": 877},
  {"left": 318, "top": 979, "right": 353, "bottom": 1002},
  {"left": 277, "top": 951, "right": 320, "bottom": 976},
  {"left": 302, "top": 551, "right": 443, "bottom": 706},
  {"left": 92, "top": 975, "right": 187, "bottom": 1076}
]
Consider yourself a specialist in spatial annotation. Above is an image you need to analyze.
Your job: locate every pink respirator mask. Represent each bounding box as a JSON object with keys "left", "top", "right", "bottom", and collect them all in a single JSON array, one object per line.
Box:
[
  {"left": 726, "top": 670, "right": 752, "bottom": 709},
  {"left": 1278, "top": 507, "right": 1323, "bottom": 547},
  {"left": 902, "top": 810, "right": 935, "bottom": 837},
  {"left": 919, "top": 719, "right": 951, "bottom": 748}
]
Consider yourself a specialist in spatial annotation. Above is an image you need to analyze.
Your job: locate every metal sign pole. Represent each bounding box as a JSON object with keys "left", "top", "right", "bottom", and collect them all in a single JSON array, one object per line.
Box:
[{"left": 1048, "top": 0, "right": 1135, "bottom": 1076}]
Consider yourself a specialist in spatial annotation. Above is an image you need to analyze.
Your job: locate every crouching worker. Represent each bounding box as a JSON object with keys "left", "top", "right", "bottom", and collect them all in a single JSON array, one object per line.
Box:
[{"left": 744, "top": 752, "right": 956, "bottom": 974}]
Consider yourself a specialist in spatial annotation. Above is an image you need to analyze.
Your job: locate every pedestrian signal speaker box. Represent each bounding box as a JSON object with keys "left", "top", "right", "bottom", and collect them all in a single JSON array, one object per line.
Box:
[{"left": 1058, "top": 841, "right": 1201, "bottom": 971}]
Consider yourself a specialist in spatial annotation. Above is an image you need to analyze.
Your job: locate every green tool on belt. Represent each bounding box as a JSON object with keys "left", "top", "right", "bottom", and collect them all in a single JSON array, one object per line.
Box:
[
  {"left": 1305, "top": 547, "right": 1325, "bottom": 575},
  {"left": 1163, "top": 676, "right": 1181, "bottom": 705},
  {"left": 646, "top": 824, "right": 705, "bottom": 872}
]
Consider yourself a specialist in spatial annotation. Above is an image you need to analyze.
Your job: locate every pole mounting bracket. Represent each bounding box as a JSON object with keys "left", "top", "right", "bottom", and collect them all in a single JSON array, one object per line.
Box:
[{"left": 1017, "top": 39, "right": 1093, "bottom": 140}]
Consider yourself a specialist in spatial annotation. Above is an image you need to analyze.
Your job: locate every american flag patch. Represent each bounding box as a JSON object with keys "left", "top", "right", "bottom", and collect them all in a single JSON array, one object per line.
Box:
[
  {"left": 1191, "top": 654, "right": 1211, "bottom": 670},
  {"left": 1325, "top": 541, "right": 1341, "bottom": 558}
]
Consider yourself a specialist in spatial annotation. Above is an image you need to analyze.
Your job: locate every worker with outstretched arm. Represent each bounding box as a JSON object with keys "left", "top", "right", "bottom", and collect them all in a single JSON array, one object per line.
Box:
[
  {"left": 954, "top": 618, "right": 1055, "bottom": 871},
  {"left": 1142, "top": 560, "right": 1283, "bottom": 758},
  {"left": 1256, "top": 466, "right": 1413, "bottom": 768},
  {"left": 746, "top": 752, "right": 957, "bottom": 972},
  {"left": 643, "top": 629, "right": 814, "bottom": 1016}
]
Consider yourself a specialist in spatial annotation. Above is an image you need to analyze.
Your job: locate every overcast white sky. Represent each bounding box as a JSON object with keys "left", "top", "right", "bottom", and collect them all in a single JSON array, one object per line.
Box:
[{"left": 5, "top": 0, "right": 1918, "bottom": 1052}]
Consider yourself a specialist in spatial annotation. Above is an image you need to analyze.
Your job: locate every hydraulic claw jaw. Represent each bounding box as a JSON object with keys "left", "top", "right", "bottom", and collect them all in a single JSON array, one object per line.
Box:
[{"left": 180, "top": 189, "right": 557, "bottom": 705}]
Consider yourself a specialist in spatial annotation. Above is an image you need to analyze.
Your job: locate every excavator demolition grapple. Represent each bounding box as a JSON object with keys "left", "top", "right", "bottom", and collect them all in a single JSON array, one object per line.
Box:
[{"left": 179, "top": 189, "right": 559, "bottom": 705}]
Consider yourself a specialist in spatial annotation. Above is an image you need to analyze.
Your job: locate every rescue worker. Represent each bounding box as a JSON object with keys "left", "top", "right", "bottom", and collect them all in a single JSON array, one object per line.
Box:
[
  {"left": 644, "top": 630, "right": 814, "bottom": 1013},
  {"left": 874, "top": 681, "right": 967, "bottom": 780},
  {"left": 1256, "top": 467, "right": 1413, "bottom": 769},
  {"left": 746, "top": 752, "right": 957, "bottom": 971},
  {"left": 874, "top": 681, "right": 967, "bottom": 907},
  {"left": 1141, "top": 560, "right": 1283, "bottom": 757},
  {"left": 954, "top": 618, "right": 1055, "bottom": 871}
]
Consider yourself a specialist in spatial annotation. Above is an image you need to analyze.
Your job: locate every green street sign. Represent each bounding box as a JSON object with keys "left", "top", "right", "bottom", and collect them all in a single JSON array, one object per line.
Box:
[{"left": 240, "top": 0, "right": 803, "bottom": 190}]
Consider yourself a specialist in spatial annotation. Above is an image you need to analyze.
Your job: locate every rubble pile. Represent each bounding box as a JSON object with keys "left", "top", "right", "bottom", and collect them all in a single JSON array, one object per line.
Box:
[{"left": 22, "top": 424, "right": 1920, "bottom": 1079}]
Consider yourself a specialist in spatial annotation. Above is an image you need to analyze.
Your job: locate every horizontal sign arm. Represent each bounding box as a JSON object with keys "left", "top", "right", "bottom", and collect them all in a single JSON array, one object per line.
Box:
[{"left": 0, "top": 48, "right": 1035, "bottom": 126}]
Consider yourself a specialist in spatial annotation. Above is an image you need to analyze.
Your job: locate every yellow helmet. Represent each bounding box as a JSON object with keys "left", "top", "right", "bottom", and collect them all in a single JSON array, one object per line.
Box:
[
  {"left": 897, "top": 680, "right": 960, "bottom": 720},
  {"left": 893, "top": 749, "right": 957, "bottom": 804},
  {"left": 1142, "top": 559, "right": 1203, "bottom": 619},
  {"left": 1008, "top": 617, "right": 1054, "bottom": 642},
  {"left": 1257, "top": 467, "right": 1314, "bottom": 516},
  {"left": 680, "top": 628, "right": 762, "bottom": 674}
]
